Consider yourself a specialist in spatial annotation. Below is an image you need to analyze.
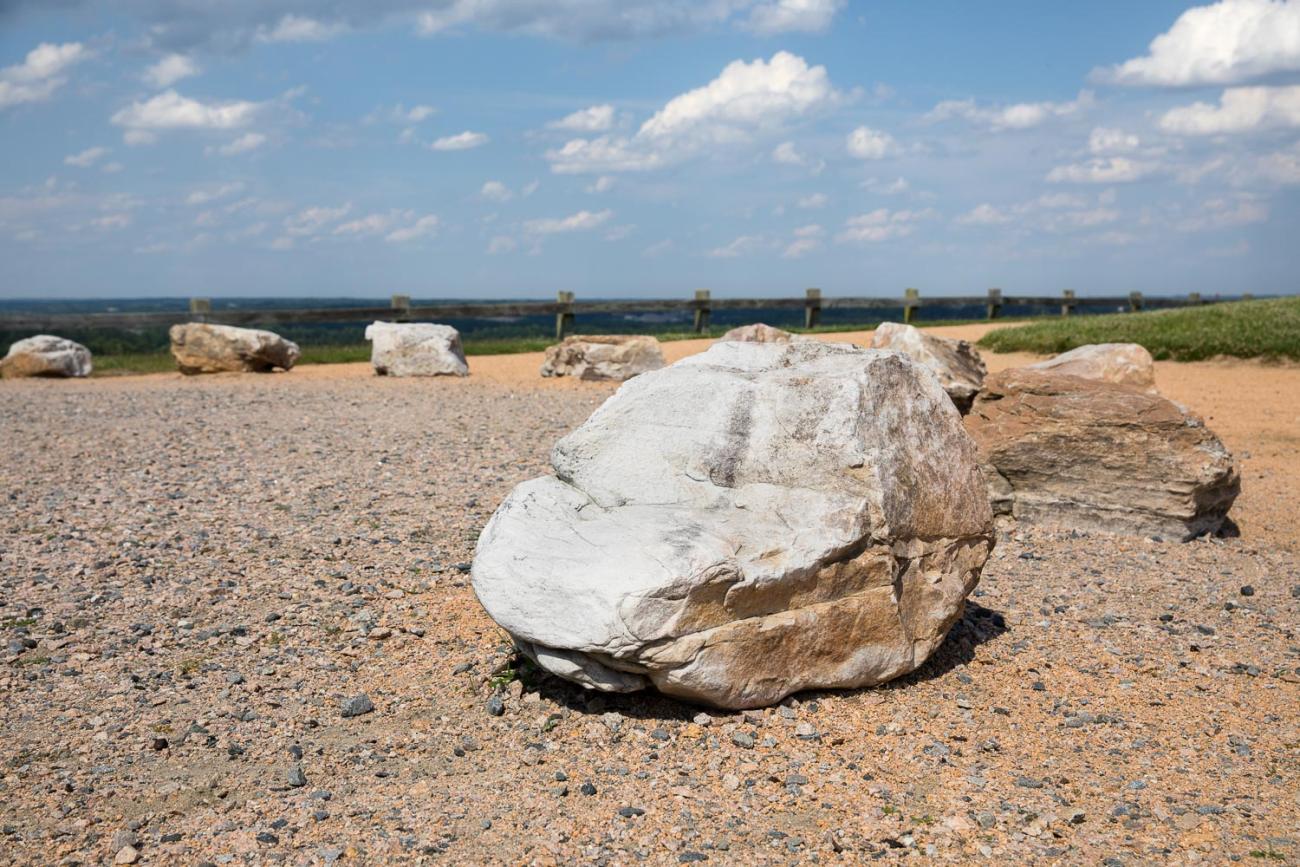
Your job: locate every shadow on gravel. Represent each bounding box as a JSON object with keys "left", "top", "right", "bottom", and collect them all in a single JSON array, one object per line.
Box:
[{"left": 517, "top": 600, "right": 1009, "bottom": 723}]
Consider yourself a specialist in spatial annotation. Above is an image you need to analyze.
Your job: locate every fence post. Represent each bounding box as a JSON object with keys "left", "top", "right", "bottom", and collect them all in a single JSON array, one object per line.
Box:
[
  {"left": 903, "top": 288, "right": 920, "bottom": 324},
  {"left": 1187, "top": 292, "right": 1202, "bottom": 306},
  {"left": 555, "top": 291, "right": 575, "bottom": 341},
  {"left": 693, "top": 289, "right": 712, "bottom": 334},
  {"left": 189, "top": 297, "right": 211, "bottom": 322},
  {"left": 390, "top": 294, "right": 411, "bottom": 321},
  {"left": 804, "top": 288, "right": 822, "bottom": 329},
  {"left": 1061, "top": 289, "right": 1076, "bottom": 317},
  {"left": 986, "top": 288, "right": 1002, "bottom": 321},
  {"left": 1128, "top": 291, "right": 1144, "bottom": 312}
]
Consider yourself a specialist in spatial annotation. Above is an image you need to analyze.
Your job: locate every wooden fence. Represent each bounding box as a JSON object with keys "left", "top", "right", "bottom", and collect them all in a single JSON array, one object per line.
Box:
[{"left": 0, "top": 288, "right": 1245, "bottom": 341}]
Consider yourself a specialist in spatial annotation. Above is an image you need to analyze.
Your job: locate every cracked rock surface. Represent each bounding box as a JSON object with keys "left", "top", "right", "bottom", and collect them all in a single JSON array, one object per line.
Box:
[
  {"left": 474, "top": 341, "right": 995, "bottom": 708},
  {"left": 168, "top": 323, "right": 300, "bottom": 375},
  {"left": 539, "top": 334, "right": 666, "bottom": 381},
  {"left": 867, "top": 322, "right": 986, "bottom": 413}
]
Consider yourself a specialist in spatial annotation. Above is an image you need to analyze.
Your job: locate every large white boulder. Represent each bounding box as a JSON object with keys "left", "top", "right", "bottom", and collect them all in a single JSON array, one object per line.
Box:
[
  {"left": 540, "top": 334, "right": 665, "bottom": 382},
  {"left": 365, "top": 321, "right": 468, "bottom": 377},
  {"left": 169, "top": 323, "right": 300, "bottom": 375},
  {"left": 868, "top": 322, "right": 987, "bottom": 413},
  {"left": 474, "top": 341, "right": 994, "bottom": 709},
  {"left": 0, "top": 335, "right": 92, "bottom": 378},
  {"left": 1026, "top": 342, "right": 1157, "bottom": 393}
]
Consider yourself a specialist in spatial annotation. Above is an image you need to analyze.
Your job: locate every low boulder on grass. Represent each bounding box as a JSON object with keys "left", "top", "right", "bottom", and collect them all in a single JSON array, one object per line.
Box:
[
  {"left": 1, "top": 335, "right": 92, "bottom": 378},
  {"left": 540, "top": 335, "right": 665, "bottom": 382},
  {"left": 169, "top": 323, "right": 300, "bottom": 375},
  {"left": 365, "top": 321, "right": 468, "bottom": 377}
]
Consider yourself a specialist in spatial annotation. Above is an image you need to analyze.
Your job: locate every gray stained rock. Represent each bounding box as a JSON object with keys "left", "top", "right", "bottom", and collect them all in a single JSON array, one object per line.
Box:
[
  {"left": 1026, "top": 342, "right": 1157, "bottom": 393},
  {"left": 867, "top": 322, "right": 986, "bottom": 413},
  {"left": 169, "top": 323, "right": 300, "bottom": 375},
  {"left": 0, "top": 335, "right": 92, "bottom": 378},
  {"left": 365, "top": 321, "right": 469, "bottom": 377},
  {"left": 539, "top": 335, "right": 666, "bottom": 382},
  {"left": 965, "top": 368, "right": 1239, "bottom": 539},
  {"left": 474, "top": 341, "right": 994, "bottom": 709}
]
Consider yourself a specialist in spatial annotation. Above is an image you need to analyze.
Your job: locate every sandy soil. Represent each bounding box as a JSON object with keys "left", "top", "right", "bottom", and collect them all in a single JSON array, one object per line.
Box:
[{"left": 1, "top": 329, "right": 1297, "bottom": 864}]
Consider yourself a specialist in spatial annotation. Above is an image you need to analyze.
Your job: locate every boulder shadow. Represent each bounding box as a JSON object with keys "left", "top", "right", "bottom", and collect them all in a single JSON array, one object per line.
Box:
[{"left": 514, "top": 600, "right": 1010, "bottom": 722}]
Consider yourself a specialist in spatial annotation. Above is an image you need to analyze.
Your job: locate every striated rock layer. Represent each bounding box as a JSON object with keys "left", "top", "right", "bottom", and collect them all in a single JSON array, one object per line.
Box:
[
  {"left": 965, "top": 369, "right": 1239, "bottom": 539},
  {"left": 169, "top": 323, "right": 300, "bottom": 375},
  {"left": 474, "top": 341, "right": 994, "bottom": 708},
  {"left": 868, "top": 322, "right": 987, "bottom": 413}
]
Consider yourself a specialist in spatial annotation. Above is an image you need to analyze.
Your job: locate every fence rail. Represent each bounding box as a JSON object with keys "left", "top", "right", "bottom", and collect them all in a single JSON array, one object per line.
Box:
[{"left": 0, "top": 288, "right": 1247, "bottom": 340}]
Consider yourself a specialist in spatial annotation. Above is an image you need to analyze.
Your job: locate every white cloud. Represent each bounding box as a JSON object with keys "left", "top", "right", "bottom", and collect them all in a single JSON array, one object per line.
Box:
[
  {"left": 1100, "top": 0, "right": 1300, "bottom": 86},
  {"left": 144, "top": 54, "right": 199, "bottom": 88},
  {"left": 772, "top": 141, "right": 803, "bottom": 164},
  {"left": 101, "top": 161, "right": 124, "bottom": 174},
  {"left": 1159, "top": 84, "right": 1300, "bottom": 134},
  {"left": 488, "top": 235, "right": 517, "bottom": 254},
  {"left": 747, "top": 0, "right": 844, "bottom": 34},
  {"left": 64, "top": 146, "right": 108, "bottom": 168},
  {"left": 111, "top": 90, "right": 261, "bottom": 143},
  {"left": 285, "top": 203, "right": 351, "bottom": 236},
  {"left": 708, "top": 234, "right": 765, "bottom": 258},
  {"left": 549, "top": 104, "right": 615, "bottom": 132},
  {"left": 642, "top": 239, "right": 674, "bottom": 258},
  {"left": 782, "top": 237, "right": 821, "bottom": 258},
  {"left": 185, "top": 182, "right": 245, "bottom": 205},
  {"left": 1177, "top": 196, "right": 1269, "bottom": 230},
  {"left": 1088, "top": 127, "right": 1142, "bottom": 154},
  {"left": 385, "top": 214, "right": 439, "bottom": 242},
  {"left": 835, "top": 208, "right": 935, "bottom": 243},
  {"left": 431, "top": 130, "right": 489, "bottom": 151},
  {"left": 215, "top": 132, "right": 267, "bottom": 155},
  {"left": 0, "top": 42, "right": 90, "bottom": 110},
  {"left": 926, "top": 91, "right": 1093, "bottom": 130},
  {"left": 524, "top": 209, "right": 613, "bottom": 234},
  {"left": 547, "top": 52, "right": 839, "bottom": 174},
  {"left": 955, "top": 204, "right": 1012, "bottom": 226},
  {"left": 1046, "top": 157, "right": 1155, "bottom": 184},
  {"left": 797, "top": 192, "right": 828, "bottom": 209},
  {"left": 256, "top": 15, "right": 346, "bottom": 43},
  {"left": 1258, "top": 142, "right": 1300, "bottom": 182},
  {"left": 861, "top": 176, "right": 910, "bottom": 195},
  {"left": 480, "top": 180, "right": 512, "bottom": 201},
  {"left": 90, "top": 213, "right": 131, "bottom": 232},
  {"left": 334, "top": 213, "right": 397, "bottom": 236},
  {"left": 586, "top": 175, "right": 615, "bottom": 193},
  {"left": 406, "top": 104, "right": 436, "bottom": 122},
  {"left": 604, "top": 224, "right": 634, "bottom": 241},
  {"left": 846, "top": 125, "right": 897, "bottom": 159}
]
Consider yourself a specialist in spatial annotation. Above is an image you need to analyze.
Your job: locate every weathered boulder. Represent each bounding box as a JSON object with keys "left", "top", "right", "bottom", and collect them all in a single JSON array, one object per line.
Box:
[
  {"left": 0, "top": 335, "right": 92, "bottom": 378},
  {"left": 365, "top": 321, "right": 468, "bottom": 377},
  {"left": 540, "top": 334, "right": 665, "bottom": 382},
  {"left": 868, "top": 322, "right": 986, "bottom": 413},
  {"left": 719, "top": 323, "right": 804, "bottom": 343},
  {"left": 169, "top": 323, "right": 300, "bottom": 375},
  {"left": 1026, "top": 342, "right": 1157, "bottom": 393},
  {"left": 965, "top": 369, "right": 1238, "bottom": 539},
  {"left": 474, "top": 341, "right": 995, "bottom": 709}
]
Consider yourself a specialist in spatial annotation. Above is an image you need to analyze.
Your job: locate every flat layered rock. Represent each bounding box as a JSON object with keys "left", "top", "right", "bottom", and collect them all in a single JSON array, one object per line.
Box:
[
  {"left": 0, "top": 335, "right": 92, "bottom": 378},
  {"left": 540, "top": 334, "right": 665, "bottom": 382},
  {"left": 474, "top": 341, "right": 994, "bottom": 709},
  {"left": 365, "top": 321, "right": 468, "bottom": 377},
  {"left": 169, "top": 323, "right": 300, "bottom": 375},
  {"left": 718, "top": 323, "right": 804, "bottom": 343},
  {"left": 1026, "top": 342, "right": 1157, "bottom": 392},
  {"left": 868, "top": 322, "right": 986, "bottom": 413},
  {"left": 965, "top": 369, "right": 1239, "bottom": 539}
]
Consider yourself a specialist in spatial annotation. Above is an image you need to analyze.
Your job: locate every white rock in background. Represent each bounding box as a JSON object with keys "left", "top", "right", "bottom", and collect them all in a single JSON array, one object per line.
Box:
[
  {"left": 0, "top": 335, "right": 92, "bottom": 378},
  {"left": 868, "top": 322, "right": 987, "bottom": 413},
  {"left": 365, "top": 322, "right": 469, "bottom": 377},
  {"left": 718, "top": 323, "right": 805, "bottom": 343},
  {"left": 540, "top": 334, "right": 665, "bottom": 382},
  {"left": 474, "top": 341, "right": 994, "bottom": 709},
  {"left": 169, "top": 323, "right": 300, "bottom": 375},
  {"left": 1026, "top": 342, "right": 1157, "bottom": 393}
]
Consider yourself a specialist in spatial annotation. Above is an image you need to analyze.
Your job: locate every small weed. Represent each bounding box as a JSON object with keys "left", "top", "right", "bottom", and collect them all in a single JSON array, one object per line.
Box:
[{"left": 1, "top": 618, "right": 36, "bottom": 629}]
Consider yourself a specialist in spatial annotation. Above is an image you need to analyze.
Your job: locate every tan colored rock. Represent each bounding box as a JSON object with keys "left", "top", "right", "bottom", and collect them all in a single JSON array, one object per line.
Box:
[
  {"left": 965, "top": 369, "right": 1239, "bottom": 539},
  {"left": 475, "top": 341, "right": 994, "bottom": 709},
  {"left": 1026, "top": 343, "right": 1157, "bottom": 393},
  {"left": 0, "top": 335, "right": 92, "bottom": 378},
  {"left": 718, "top": 323, "right": 804, "bottom": 343},
  {"left": 540, "top": 334, "right": 665, "bottom": 382},
  {"left": 169, "top": 323, "right": 300, "bottom": 375},
  {"left": 868, "top": 322, "right": 986, "bottom": 413}
]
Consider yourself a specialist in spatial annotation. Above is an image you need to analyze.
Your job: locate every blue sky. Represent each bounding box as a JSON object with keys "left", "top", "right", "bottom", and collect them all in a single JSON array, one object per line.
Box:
[{"left": 0, "top": 0, "right": 1298, "bottom": 299}]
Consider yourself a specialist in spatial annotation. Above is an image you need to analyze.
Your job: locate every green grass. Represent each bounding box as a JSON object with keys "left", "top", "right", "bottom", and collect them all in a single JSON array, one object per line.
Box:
[
  {"left": 977, "top": 297, "right": 1300, "bottom": 362},
  {"left": 90, "top": 353, "right": 178, "bottom": 376}
]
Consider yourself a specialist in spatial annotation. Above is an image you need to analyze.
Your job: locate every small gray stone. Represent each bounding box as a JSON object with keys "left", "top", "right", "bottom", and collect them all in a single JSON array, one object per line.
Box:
[
  {"left": 287, "top": 764, "right": 307, "bottom": 788},
  {"left": 340, "top": 693, "right": 375, "bottom": 718}
]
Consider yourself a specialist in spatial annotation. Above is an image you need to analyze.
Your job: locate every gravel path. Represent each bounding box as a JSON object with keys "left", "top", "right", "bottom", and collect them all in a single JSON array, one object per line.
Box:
[{"left": 2, "top": 344, "right": 1297, "bottom": 865}]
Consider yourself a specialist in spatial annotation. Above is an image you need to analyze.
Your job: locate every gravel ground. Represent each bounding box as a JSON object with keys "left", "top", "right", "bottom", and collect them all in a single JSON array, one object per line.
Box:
[{"left": 2, "top": 349, "right": 1298, "bottom": 866}]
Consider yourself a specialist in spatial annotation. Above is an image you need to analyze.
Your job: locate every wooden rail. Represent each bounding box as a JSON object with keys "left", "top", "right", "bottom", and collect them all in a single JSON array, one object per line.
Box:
[{"left": 0, "top": 288, "right": 1239, "bottom": 340}]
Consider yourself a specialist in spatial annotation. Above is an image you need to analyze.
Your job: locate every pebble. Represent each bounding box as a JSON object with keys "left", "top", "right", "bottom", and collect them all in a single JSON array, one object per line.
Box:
[
  {"left": 340, "top": 694, "right": 375, "bottom": 718},
  {"left": 731, "top": 732, "right": 756, "bottom": 749},
  {"left": 287, "top": 764, "right": 307, "bottom": 788},
  {"left": 485, "top": 695, "right": 504, "bottom": 717}
]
